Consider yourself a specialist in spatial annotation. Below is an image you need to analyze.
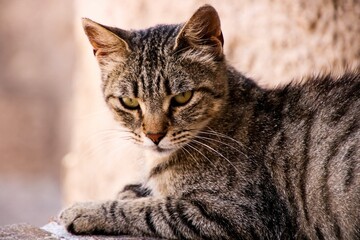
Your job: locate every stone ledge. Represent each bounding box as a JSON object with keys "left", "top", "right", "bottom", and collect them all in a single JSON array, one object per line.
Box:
[
  {"left": 0, "top": 223, "right": 56, "bottom": 240},
  {"left": 0, "top": 222, "right": 158, "bottom": 240}
]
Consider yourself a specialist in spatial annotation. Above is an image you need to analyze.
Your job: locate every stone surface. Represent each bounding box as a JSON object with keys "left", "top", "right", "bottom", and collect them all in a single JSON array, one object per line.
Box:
[
  {"left": 45, "top": 222, "right": 160, "bottom": 239},
  {"left": 0, "top": 222, "right": 159, "bottom": 240},
  {"left": 0, "top": 223, "right": 56, "bottom": 240},
  {"left": 42, "top": 221, "right": 157, "bottom": 239}
]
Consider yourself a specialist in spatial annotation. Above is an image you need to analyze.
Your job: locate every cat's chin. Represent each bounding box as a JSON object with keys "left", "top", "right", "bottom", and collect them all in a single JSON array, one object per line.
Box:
[{"left": 145, "top": 146, "right": 175, "bottom": 158}]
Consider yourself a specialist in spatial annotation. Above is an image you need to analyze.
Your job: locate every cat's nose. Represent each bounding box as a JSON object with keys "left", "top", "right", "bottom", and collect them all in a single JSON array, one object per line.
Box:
[{"left": 146, "top": 132, "right": 166, "bottom": 145}]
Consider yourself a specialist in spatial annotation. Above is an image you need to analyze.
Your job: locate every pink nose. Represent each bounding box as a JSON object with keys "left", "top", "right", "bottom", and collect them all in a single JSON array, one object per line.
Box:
[{"left": 146, "top": 132, "right": 166, "bottom": 145}]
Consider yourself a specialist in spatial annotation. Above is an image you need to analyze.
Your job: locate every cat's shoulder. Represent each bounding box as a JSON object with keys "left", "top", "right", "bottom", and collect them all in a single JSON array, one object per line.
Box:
[{"left": 273, "top": 70, "right": 360, "bottom": 112}]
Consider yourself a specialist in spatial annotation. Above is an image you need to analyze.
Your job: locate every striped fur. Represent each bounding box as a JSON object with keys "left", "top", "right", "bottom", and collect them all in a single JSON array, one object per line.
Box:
[{"left": 60, "top": 5, "right": 360, "bottom": 239}]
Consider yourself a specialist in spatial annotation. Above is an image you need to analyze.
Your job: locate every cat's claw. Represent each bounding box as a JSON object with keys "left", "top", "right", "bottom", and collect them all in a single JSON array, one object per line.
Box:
[{"left": 59, "top": 202, "right": 106, "bottom": 234}]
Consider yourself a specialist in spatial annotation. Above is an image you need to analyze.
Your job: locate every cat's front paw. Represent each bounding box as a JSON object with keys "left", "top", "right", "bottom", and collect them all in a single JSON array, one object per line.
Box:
[{"left": 59, "top": 202, "right": 106, "bottom": 235}]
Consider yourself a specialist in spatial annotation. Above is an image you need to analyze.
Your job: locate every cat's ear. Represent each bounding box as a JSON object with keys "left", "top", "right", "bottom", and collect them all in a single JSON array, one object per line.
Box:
[
  {"left": 174, "top": 5, "right": 224, "bottom": 60},
  {"left": 82, "top": 18, "right": 131, "bottom": 63}
]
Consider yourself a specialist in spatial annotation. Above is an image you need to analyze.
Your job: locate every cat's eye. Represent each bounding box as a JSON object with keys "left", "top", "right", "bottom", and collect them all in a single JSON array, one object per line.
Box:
[
  {"left": 172, "top": 91, "right": 193, "bottom": 107},
  {"left": 120, "top": 97, "right": 140, "bottom": 110}
]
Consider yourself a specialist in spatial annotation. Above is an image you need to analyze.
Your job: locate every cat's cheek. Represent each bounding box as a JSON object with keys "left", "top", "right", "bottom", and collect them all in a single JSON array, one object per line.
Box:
[{"left": 157, "top": 137, "right": 173, "bottom": 148}]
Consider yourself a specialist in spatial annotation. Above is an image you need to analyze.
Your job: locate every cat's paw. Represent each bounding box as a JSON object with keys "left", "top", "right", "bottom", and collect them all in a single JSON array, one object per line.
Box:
[{"left": 59, "top": 202, "right": 106, "bottom": 235}]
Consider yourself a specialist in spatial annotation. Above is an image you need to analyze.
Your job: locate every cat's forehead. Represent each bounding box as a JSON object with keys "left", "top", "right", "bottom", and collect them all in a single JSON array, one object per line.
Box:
[
  {"left": 117, "top": 24, "right": 189, "bottom": 99},
  {"left": 113, "top": 24, "right": 216, "bottom": 100},
  {"left": 132, "top": 24, "right": 181, "bottom": 53}
]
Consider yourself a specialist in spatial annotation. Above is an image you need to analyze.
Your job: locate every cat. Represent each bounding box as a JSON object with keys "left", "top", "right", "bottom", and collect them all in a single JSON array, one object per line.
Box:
[{"left": 60, "top": 4, "right": 360, "bottom": 239}]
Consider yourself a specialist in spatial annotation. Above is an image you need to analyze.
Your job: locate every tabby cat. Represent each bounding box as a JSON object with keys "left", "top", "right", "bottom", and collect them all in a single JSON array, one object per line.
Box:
[{"left": 60, "top": 5, "right": 360, "bottom": 239}]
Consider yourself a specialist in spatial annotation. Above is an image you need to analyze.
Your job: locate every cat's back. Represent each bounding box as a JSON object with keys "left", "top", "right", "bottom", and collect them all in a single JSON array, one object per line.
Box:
[
  {"left": 264, "top": 71, "right": 360, "bottom": 239},
  {"left": 276, "top": 71, "right": 360, "bottom": 142},
  {"left": 290, "top": 71, "right": 360, "bottom": 120}
]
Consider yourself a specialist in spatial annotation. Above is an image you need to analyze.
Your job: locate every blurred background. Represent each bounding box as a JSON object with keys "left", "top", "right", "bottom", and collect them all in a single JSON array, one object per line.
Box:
[
  {"left": 0, "top": 0, "right": 74, "bottom": 226},
  {"left": 0, "top": 0, "right": 359, "bottom": 227}
]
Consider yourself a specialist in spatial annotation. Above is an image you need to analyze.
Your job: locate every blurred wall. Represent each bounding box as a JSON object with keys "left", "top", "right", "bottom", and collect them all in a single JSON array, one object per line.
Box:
[
  {"left": 63, "top": 0, "right": 360, "bottom": 205},
  {"left": 0, "top": 1, "right": 75, "bottom": 226}
]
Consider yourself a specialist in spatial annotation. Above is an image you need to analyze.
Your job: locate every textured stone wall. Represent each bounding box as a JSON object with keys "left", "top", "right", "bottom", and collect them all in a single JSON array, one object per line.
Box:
[{"left": 63, "top": 0, "right": 360, "bottom": 204}]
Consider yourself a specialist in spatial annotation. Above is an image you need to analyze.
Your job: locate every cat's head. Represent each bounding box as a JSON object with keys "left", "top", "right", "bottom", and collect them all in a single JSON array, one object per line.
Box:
[{"left": 82, "top": 5, "right": 228, "bottom": 157}]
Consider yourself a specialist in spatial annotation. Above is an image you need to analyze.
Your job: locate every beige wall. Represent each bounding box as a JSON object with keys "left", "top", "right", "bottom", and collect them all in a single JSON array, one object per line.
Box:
[
  {"left": 0, "top": 1, "right": 74, "bottom": 226},
  {"left": 63, "top": 0, "right": 360, "bottom": 204}
]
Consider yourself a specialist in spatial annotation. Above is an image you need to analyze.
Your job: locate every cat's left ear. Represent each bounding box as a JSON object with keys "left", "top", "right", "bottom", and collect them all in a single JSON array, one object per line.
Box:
[
  {"left": 174, "top": 5, "right": 224, "bottom": 60},
  {"left": 82, "top": 18, "right": 132, "bottom": 64}
]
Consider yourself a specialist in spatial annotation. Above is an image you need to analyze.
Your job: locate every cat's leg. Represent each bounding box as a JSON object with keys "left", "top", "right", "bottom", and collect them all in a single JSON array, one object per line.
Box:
[
  {"left": 59, "top": 196, "right": 259, "bottom": 239},
  {"left": 116, "top": 184, "right": 151, "bottom": 200}
]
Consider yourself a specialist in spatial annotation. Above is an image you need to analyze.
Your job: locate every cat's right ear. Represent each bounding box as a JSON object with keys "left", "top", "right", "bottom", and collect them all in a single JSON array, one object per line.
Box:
[
  {"left": 82, "top": 18, "right": 131, "bottom": 63},
  {"left": 174, "top": 5, "right": 224, "bottom": 60}
]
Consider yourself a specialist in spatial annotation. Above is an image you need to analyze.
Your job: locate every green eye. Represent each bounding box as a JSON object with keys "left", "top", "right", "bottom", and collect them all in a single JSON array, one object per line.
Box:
[
  {"left": 120, "top": 97, "right": 140, "bottom": 110},
  {"left": 172, "top": 91, "right": 193, "bottom": 106}
]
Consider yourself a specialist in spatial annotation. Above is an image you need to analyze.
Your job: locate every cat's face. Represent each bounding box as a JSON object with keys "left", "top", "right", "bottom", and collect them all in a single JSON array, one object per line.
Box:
[{"left": 83, "top": 6, "right": 227, "bottom": 157}]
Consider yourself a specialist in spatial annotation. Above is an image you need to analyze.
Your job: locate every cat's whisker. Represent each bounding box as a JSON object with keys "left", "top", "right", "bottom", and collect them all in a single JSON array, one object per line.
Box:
[
  {"left": 84, "top": 128, "right": 137, "bottom": 141},
  {"left": 78, "top": 128, "right": 137, "bottom": 160},
  {"left": 90, "top": 140, "right": 140, "bottom": 170},
  {"left": 194, "top": 135, "right": 250, "bottom": 159},
  {"left": 79, "top": 135, "right": 130, "bottom": 156},
  {"left": 180, "top": 146, "right": 201, "bottom": 168},
  {"left": 203, "top": 128, "right": 244, "bottom": 146},
  {"left": 184, "top": 142, "right": 217, "bottom": 169},
  {"left": 198, "top": 130, "right": 248, "bottom": 151},
  {"left": 80, "top": 137, "right": 133, "bottom": 159},
  {"left": 82, "top": 141, "right": 136, "bottom": 162},
  {"left": 191, "top": 139, "right": 242, "bottom": 174},
  {"left": 80, "top": 129, "right": 134, "bottom": 144},
  {"left": 200, "top": 128, "right": 260, "bottom": 157}
]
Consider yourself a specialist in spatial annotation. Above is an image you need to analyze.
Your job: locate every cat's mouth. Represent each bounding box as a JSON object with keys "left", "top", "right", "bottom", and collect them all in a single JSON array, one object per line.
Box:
[
  {"left": 153, "top": 146, "right": 172, "bottom": 153},
  {"left": 147, "top": 145, "right": 175, "bottom": 156}
]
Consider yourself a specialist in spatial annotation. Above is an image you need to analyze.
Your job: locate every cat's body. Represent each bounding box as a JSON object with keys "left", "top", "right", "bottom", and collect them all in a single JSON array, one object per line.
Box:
[{"left": 60, "top": 5, "right": 360, "bottom": 239}]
